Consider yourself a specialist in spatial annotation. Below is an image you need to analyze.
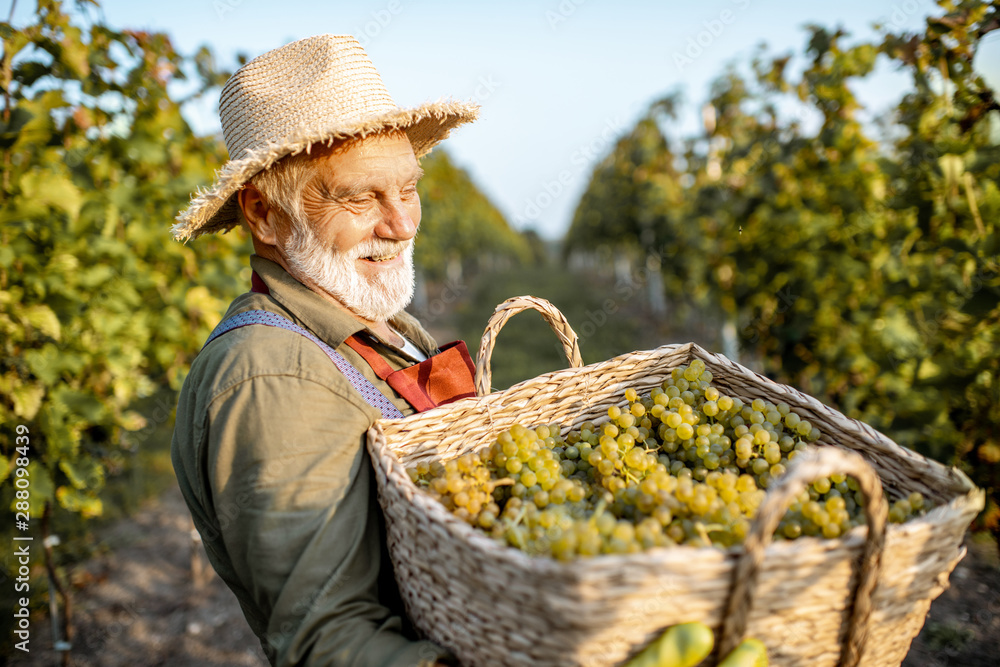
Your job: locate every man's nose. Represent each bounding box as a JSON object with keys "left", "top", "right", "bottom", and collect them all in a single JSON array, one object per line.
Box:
[{"left": 374, "top": 197, "right": 418, "bottom": 241}]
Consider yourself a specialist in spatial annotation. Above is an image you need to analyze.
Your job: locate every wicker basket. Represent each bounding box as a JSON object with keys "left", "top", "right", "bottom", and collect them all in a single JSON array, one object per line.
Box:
[{"left": 367, "top": 296, "right": 984, "bottom": 667}]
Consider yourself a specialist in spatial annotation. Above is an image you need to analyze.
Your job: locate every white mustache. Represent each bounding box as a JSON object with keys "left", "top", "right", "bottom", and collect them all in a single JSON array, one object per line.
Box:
[{"left": 350, "top": 239, "right": 411, "bottom": 260}]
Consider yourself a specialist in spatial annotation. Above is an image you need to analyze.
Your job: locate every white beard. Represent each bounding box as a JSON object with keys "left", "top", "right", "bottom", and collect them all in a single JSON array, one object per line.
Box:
[{"left": 283, "top": 217, "right": 415, "bottom": 323}]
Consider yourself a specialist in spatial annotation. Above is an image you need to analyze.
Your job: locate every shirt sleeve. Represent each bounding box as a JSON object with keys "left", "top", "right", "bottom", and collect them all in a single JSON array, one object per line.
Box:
[{"left": 204, "top": 370, "right": 449, "bottom": 667}]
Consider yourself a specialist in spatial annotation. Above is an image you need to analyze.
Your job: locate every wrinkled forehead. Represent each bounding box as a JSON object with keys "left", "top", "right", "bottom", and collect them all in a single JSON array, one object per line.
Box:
[
  {"left": 306, "top": 131, "right": 422, "bottom": 188},
  {"left": 308, "top": 129, "right": 413, "bottom": 160}
]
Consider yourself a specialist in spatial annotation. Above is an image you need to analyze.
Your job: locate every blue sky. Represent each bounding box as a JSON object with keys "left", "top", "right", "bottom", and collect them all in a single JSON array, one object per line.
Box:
[{"left": 12, "top": 0, "right": 1000, "bottom": 239}]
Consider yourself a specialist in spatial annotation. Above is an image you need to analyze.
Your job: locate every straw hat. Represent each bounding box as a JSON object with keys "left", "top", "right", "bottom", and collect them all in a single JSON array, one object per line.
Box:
[{"left": 172, "top": 34, "right": 480, "bottom": 241}]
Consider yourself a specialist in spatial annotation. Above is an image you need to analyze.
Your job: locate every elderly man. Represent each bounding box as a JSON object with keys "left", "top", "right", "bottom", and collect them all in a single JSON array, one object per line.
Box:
[
  {"left": 171, "top": 35, "right": 478, "bottom": 666},
  {"left": 172, "top": 34, "right": 765, "bottom": 667}
]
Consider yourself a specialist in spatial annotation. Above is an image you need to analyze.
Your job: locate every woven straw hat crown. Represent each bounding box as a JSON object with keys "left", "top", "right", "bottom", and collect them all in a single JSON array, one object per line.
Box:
[{"left": 173, "top": 34, "right": 479, "bottom": 241}]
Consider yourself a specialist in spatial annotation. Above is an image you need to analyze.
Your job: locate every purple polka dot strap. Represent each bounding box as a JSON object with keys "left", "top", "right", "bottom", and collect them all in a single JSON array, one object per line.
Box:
[{"left": 204, "top": 309, "right": 404, "bottom": 420}]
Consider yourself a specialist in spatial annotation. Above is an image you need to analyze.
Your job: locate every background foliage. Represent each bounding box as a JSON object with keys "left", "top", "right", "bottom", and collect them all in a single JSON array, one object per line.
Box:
[
  {"left": 0, "top": 0, "right": 248, "bottom": 524},
  {"left": 567, "top": 0, "right": 1000, "bottom": 543},
  {"left": 2, "top": 0, "right": 998, "bottom": 658}
]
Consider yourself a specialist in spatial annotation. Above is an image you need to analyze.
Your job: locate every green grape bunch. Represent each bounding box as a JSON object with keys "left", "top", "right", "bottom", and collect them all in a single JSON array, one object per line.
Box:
[{"left": 408, "top": 360, "right": 930, "bottom": 560}]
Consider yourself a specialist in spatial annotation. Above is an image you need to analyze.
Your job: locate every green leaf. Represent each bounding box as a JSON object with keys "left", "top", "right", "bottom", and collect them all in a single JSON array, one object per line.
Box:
[
  {"left": 13, "top": 60, "right": 52, "bottom": 88},
  {"left": 59, "top": 456, "right": 104, "bottom": 490},
  {"left": 0, "top": 106, "right": 35, "bottom": 149},
  {"left": 38, "top": 401, "right": 81, "bottom": 461},
  {"left": 24, "top": 343, "right": 62, "bottom": 385},
  {"left": 939, "top": 155, "right": 964, "bottom": 188},
  {"left": 120, "top": 410, "right": 147, "bottom": 431},
  {"left": 18, "top": 169, "right": 83, "bottom": 222},
  {"left": 60, "top": 27, "right": 91, "bottom": 78},
  {"left": 51, "top": 387, "right": 106, "bottom": 423},
  {"left": 0, "top": 22, "right": 32, "bottom": 60},
  {"left": 56, "top": 486, "right": 103, "bottom": 518},
  {"left": 19, "top": 304, "right": 62, "bottom": 341},
  {"left": 10, "top": 384, "right": 45, "bottom": 420}
]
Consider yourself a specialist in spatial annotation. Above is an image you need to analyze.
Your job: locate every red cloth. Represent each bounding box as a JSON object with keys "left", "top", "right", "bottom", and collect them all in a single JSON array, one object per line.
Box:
[{"left": 344, "top": 336, "right": 477, "bottom": 412}]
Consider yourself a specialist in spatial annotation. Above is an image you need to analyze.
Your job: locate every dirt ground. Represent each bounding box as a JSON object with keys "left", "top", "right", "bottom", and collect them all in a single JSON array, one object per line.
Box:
[
  {"left": 9, "top": 486, "right": 268, "bottom": 667},
  {"left": 8, "top": 484, "right": 999, "bottom": 667}
]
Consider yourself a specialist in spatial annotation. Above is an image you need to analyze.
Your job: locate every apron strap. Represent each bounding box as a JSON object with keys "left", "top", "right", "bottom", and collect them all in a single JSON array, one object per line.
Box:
[
  {"left": 344, "top": 335, "right": 397, "bottom": 380},
  {"left": 203, "top": 310, "right": 404, "bottom": 420}
]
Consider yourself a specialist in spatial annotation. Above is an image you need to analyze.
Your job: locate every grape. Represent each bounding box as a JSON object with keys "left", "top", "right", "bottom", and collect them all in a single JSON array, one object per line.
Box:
[
  {"left": 751, "top": 458, "right": 770, "bottom": 476},
  {"left": 407, "top": 361, "right": 931, "bottom": 559},
  {"left": 782, "top": 521, "right": 803, "bottom": 539},
  {"left": 812, "top": 477, "right": 832, "bottom": 494}
]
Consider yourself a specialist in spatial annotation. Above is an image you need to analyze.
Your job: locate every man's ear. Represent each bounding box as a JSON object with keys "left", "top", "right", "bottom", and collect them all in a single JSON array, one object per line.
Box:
[{"left": 238, "top": 184, "right": 281, "bottom": 245}]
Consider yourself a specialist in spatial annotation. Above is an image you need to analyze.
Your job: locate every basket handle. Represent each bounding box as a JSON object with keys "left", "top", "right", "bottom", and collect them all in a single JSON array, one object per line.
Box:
[
  {"left": 475, "top": 296, "right": 583, "bottom": 396},
  {"left": 718, "top": 446, "right": 888, "bottom": 667}
]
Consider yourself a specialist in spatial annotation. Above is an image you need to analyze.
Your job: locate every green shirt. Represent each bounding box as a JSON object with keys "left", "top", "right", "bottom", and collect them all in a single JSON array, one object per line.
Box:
[{"left": 171, "top": 255, "right": 450, "bottom": 666}]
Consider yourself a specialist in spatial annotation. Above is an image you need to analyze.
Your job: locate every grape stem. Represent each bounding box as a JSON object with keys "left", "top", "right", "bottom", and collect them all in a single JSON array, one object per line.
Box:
[
  {"left": 589, "top": 498, "right": 609, "bottom": 523},
  {"left": 695, "top": 522, "right": 725, "bottom": 547}
]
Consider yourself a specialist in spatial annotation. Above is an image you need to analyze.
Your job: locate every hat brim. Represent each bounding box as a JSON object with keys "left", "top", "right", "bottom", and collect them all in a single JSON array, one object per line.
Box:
[{"left": 172, "top": 99, "right": 479, "bottom": 241}]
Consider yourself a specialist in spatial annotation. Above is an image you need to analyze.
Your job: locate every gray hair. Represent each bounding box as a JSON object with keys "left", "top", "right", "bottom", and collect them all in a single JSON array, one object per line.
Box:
[{"left": 245, "top": 151, "right": 317, "bottom": 227}]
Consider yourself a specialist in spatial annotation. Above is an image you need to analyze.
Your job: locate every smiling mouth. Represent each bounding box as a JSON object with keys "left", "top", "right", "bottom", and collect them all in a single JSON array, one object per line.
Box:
[{"left": 362, "top": 253, "right": 400, "bottom": 262}]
